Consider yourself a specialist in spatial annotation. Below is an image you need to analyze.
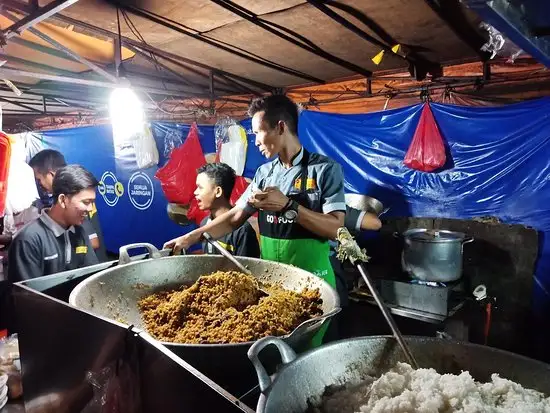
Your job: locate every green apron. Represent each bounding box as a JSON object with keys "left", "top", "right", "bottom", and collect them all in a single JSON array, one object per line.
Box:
[{"left": 258, "top": 149, "right": 335, "bottom": 347}]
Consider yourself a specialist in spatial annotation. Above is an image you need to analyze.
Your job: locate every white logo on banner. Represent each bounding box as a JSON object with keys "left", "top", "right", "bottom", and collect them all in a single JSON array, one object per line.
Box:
[
  {"left": 128, "top": 171, "right": 154, "bottom": 210},
  {"left": 98, "top": 171, "right": 123, "bottom": 207}
]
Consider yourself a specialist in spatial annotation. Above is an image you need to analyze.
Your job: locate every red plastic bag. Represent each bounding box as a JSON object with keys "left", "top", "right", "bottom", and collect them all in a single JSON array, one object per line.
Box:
[
  {"left": 0, "top": 132, "right": 12, "bottom": 216},
  {"left": 155, "top": 123, "right": 206, "bottom": 205},
  {"left": 229, "top": 176, "right": 250, "bottom": 205},
  {"left": 404, "top": 104, "right": 446, "bottom": 172}
]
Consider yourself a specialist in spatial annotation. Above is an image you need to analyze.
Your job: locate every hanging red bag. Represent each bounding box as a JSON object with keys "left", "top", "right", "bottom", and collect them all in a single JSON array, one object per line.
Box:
[
  {"left": 155, "top": 123, "right": 206, "bottom": 205},
  {"left": 0, "top": 132, "right": 12, "bottom": 216},
  {"left": 229, "top": 176, "right": 250, "bottom": 206},
  {"left": 404, "top": 104, "right": 446, "bottom": 172}
]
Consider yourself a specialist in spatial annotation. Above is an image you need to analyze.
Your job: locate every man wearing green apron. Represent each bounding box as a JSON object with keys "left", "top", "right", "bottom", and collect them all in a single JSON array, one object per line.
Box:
[{"left": 165, "top": 95, "right": 346, "bottom": 346}]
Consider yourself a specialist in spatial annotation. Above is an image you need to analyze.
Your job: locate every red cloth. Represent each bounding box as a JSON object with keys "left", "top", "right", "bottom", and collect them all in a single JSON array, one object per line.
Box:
[
  {"left": 230, "top": 176, "right": 249, "bottom": 205},
  {"left": 156, "top": 123, "right": 253, "bottom": 225},
  {"left": 0, "top": 132, "right": 11, "bottom": 216},
  {"left": 404, "top": 104, "right": 446, "bottom": 172},
  {"left": 155, "top": 123, "right": 206, "bottom": 205}
]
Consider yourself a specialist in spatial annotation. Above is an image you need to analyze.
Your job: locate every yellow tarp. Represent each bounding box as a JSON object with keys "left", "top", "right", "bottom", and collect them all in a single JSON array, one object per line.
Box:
[{"left": 0, "top": 14, "right": 134, "bottom": 66}]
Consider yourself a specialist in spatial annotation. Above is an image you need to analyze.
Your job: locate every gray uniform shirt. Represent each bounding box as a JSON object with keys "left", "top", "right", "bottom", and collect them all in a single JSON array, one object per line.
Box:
[
  {"left": 7, "top": 209, "right": 98, "bottom": 282},
  {"left": 236, "top": 147, "right": 346, "bottom": 216}
]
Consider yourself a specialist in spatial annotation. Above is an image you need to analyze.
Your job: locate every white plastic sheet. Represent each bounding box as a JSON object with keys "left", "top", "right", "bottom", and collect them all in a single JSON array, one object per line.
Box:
[
  {"left": 215, "top": 117, "right": 248, "bottom": 176},
  {"left": 132, "top": 123, "right": 159, "bottom": 170}
]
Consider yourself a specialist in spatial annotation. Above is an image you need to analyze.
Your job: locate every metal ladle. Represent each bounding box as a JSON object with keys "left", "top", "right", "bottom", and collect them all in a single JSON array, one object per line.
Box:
[{"left": 202, "top": 232, "right": 269, "bottom": 296}]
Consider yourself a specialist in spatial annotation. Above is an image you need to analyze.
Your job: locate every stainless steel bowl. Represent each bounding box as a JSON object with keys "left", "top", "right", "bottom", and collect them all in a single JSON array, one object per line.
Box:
[
  {"left": 166, "top": 202, "right": 190, "bottom": 226},
  {"left": 345, "top": 194, "right": 384, "bottom": 215}
]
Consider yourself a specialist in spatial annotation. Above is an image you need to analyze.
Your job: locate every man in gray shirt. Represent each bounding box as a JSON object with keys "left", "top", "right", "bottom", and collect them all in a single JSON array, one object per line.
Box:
[
  {"left": 8, "top": 165, "right": 99, "bottom": 282},
  {"left": 29, "top": 149, "right": 107, "bottom": 262}
]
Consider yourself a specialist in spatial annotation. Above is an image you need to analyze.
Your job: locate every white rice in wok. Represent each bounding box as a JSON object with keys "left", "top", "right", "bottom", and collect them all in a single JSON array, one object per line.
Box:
[{"left": 314, "top": 362, "right": 550, "bottom": 413}]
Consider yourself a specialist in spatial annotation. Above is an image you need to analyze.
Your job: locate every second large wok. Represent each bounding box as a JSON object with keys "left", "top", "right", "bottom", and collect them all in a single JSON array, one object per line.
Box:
[{"left": 248, "top": 335, "right": 550, "bottom": 413}]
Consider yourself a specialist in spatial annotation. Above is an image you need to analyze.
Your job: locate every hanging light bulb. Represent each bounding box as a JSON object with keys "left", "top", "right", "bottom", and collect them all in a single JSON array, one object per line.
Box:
[{"left": 109, "top": 86, "right": 144, "bottom": 143}]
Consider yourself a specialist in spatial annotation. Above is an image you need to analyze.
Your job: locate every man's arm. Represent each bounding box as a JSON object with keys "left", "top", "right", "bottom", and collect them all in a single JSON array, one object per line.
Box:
[
  {"left": 249, "top": 161, "right": 347, "bottom": 240},
  {"left": 164, "top": 207, "right": 252, "bottom": 254},
  {"left": 359, "top": 212, "right": 382, "bottom": 231},
  {"left": 7, "top": 237, "right": 43, "bottom": 283},
  {"left": 296, "top": 208, "right": 344, "bottom": 240},
  {"left": 345, "top": 207, "right": 382, "bottom": 233},
  {"left": 248, "top": 188, "right": 345, "bottom": 239}
]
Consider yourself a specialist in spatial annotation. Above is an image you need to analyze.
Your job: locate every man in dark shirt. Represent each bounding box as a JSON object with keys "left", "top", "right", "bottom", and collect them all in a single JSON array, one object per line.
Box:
[
  {"left": 28, "top": 149, "right": 107, "bottom": 262},
  {"left": 8, "top": 165, "right": 99, "bottom": 282},
  {"left": 196, "top": 163, "right": 260, "bottom": 257}
]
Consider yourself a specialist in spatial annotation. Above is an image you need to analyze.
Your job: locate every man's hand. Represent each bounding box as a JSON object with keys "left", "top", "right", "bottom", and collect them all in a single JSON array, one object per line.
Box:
[
  {"left": 248, "top": 186, "right": 289, "bottom": 212},
  {"left": 163, "top": 231, "right": 201, "bottom": 255}
]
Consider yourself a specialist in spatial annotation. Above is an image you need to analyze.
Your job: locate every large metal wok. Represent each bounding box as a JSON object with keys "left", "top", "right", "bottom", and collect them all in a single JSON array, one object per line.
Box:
[
  {"left": 69, "top": 243, "right": 340, "bottom": 393},
  {"left": 248, "top": 335, "right": 550, "bottom": 413}
]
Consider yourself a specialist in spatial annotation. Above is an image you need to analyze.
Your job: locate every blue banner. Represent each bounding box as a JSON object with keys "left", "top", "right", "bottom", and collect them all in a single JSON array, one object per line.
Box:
[
  {"left": 30, "top": 120, "right": 265, "bottom": 254},
  {"left": 31, "top": 98, "right": 550, "bottom": 315}
]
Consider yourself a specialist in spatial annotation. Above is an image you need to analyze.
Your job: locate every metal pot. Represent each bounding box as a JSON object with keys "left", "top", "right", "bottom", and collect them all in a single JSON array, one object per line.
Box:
[
  {"left": 69, "top": 243, "right": 340, "bottom": 393},
  {"left": 399, "top": 229, "right": 474, "bottom": 282},
  {"left": 248, "top": 336, "right": 550, "bottom": 413}
]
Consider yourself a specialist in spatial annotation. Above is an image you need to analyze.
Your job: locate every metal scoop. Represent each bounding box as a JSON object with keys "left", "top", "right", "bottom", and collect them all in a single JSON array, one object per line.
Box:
[{"left": 202, "top": 232, "right": 269, "bottom": 296}]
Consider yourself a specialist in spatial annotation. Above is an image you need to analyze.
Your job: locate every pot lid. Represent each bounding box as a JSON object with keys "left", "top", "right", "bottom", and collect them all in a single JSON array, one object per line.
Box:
[{"left": 404, "top": 229, "right": 466, "bottom": 243}]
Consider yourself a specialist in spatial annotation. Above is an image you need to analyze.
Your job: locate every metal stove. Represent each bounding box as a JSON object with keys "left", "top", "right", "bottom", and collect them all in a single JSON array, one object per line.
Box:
[{"left": 350, "top": 270, "right": 468, "bottom": 324}]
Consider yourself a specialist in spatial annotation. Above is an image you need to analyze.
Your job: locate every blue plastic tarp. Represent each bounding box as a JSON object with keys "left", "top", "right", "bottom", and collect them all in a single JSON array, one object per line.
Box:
[
  {"left": 30, "top": 98, "right": 550, "bottom": 314},
  {"left": 300, "top": 98, "right": 550, "bottom": 314}
]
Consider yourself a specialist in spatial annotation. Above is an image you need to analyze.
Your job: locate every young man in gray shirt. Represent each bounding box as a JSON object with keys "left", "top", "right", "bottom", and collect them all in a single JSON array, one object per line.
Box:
[{"left": 8, "top": 165, "right": 99, "bottom": 282}]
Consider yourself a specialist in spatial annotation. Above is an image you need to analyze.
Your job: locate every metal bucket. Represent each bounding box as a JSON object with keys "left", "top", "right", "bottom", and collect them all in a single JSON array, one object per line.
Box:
[
  {"left": 248, "top": 336, "right": 550, "bottom": 413},
  {"left": 69, "top": 243, "right": 340, "bottom": 392}
]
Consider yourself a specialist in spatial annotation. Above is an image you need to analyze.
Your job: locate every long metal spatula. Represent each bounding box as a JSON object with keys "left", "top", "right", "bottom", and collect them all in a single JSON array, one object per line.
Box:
[
  {"left": 336, "top": 227, "right": 418, "bottom": 369},
  {"left": 202, "top": 232, "right": 269, "bottom": 296},
  {"left": 356, "top": 263, "right": 418, "bottom": 368}
]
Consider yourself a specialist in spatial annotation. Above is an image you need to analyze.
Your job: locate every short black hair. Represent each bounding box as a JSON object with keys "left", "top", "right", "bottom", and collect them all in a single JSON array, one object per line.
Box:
[
  {"left": 28, "top": 149, "right": 67, "bottom": 175},
  {"left": 197, "top": 163, "right": 236, "bottom": 201},
  {"left": 248, "top": 94, "right": 299, "bottom": 135},
  {"left": 52, "top": 165, "right": 99, "bottom": 202}
]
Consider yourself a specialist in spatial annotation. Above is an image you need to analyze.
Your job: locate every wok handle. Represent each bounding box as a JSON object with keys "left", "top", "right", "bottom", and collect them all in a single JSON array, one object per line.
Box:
[
  {"left": 247, "top": 337, "right": 297, "bottom": 393},
  {"left": 463, "top": 236, "right": 474, "bottom": 244},
  {"left": 119, "top": 243, "right": 162, "bottom": 265},
  {"left": 286, "top": 307, "right": 341, "bottom": 339}
]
